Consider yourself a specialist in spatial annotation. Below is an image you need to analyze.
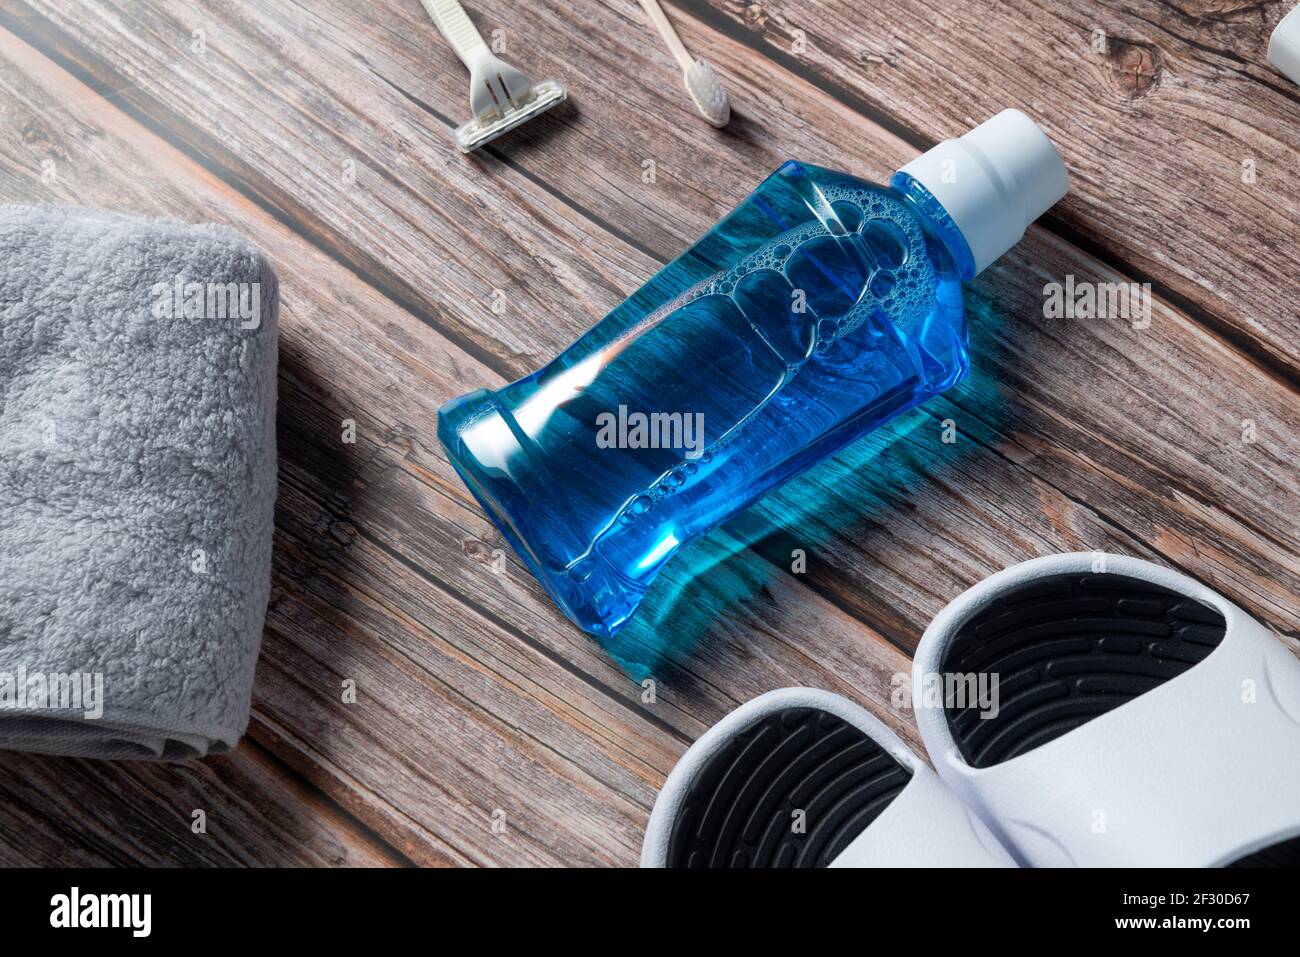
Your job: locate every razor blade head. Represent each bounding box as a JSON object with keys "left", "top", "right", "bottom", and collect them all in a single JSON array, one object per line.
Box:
[{"left": 455, "top": 79, "right": 567, "bottom": 153}]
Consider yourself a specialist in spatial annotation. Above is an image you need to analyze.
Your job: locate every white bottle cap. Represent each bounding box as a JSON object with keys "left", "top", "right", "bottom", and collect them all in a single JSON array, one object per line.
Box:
[
  {"left": 1270, "top": 4, "right": 1300, "bottom": 86},
  {"left": 896, "top": 109, "right": 1068, "bottom": 275}
]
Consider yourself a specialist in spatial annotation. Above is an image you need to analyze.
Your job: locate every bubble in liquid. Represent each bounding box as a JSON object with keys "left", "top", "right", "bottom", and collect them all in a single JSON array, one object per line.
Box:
[
  {"left": 785, "top": 235, "right": 869, "bottom": 318},
  {"left": 830, "top": 200, "right": 864, "bottom": 233},
  {"left": 870, "top": 271, "right": 897, "bottom": 298},
  {"left": 733, "top": 268, "right": 816, "bottom": 364},
  {"left": 861, "top": 220, "right": 908, "bottom": 269}
]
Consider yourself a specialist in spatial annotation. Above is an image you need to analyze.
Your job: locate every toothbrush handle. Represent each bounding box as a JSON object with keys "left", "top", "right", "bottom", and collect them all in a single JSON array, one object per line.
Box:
[
  {"left": 638, "top": 0, "right": 694, "bottom": 72},
  {"left": 421, "top": 0, "right": 488, "bottom": 66}
]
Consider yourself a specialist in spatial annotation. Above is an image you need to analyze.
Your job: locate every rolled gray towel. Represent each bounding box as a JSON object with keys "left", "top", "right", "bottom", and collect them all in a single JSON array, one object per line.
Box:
[{"left": 0, "top": 205, "right": 278, "bottom": 760}]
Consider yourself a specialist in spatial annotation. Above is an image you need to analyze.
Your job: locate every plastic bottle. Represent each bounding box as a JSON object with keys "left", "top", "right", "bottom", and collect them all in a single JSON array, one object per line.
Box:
[{"left": 438, "top": 110, "right": 1069, "bottom": 636}]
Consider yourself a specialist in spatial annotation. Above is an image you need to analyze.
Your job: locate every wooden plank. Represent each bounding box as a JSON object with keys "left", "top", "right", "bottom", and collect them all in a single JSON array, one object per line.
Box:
[
  {"left": 0, "top": 0, "right": 928, "bottom": 701},
  {"left": 3, "top": 0, "right": 1298, "bottom": 867},
  {"left": 0, "top": 17, "right": 926, "bottom": 866},
  {"left": 10, "top": 0, "right": 1296, "bottom": 657},
  {"left": 681, "top": 0, "right": 1300, "bottom": 381},
  {"left": 0, "top": 740, "right": 402, "bottom": 866},
  {"left": 0, "top": 29, "right": 680, "bottom": 866},
  {"left": 2, "top": 0, "right": 649, "bottom": 381},
  {"left": 19, "top": 0, "right": 1293, "bottom": 641}
]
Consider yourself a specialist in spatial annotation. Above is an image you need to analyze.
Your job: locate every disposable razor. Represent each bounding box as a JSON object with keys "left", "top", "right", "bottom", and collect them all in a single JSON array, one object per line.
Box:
[{"left": 420, "top": 0, "right": 567, "bottom": 153}]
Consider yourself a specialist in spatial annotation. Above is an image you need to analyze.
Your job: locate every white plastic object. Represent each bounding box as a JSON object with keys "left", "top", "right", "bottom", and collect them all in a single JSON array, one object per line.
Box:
[
  {"left": 912, "top": 552, "right": 1300, "bottom": 867},
  {"left": 419, "top": 0, "right": 567, "bottom": 152},
  {"left": 896, "top": 109, "right": 1068, "bottom": 275},
  {"left": 640, "top": 688, "right": 1015, "bottom": 867},
  {"left": 1270, "top": 4, "right": 1300, "bottom": 86},
  {"left": 637, "top": 0, "right": 731, "bottom": 127}
]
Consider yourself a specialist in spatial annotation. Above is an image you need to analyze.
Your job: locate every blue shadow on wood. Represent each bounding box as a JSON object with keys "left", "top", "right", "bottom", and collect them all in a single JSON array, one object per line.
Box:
[{"left": 596, "top": 290, "right": 1012, "bottom": 681}]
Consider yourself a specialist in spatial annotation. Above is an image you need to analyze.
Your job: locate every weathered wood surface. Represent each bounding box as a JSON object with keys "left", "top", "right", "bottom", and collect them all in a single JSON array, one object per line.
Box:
[
  {"left": 0, "top": 0, "right": 1296, "bottom": 866},
  {"left": 693, "top": 0, "right": 1300, "bottom": 381}
]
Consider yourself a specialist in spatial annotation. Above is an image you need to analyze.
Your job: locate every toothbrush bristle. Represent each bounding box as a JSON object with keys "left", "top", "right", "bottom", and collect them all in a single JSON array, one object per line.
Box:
[{"left": 685, "top": 59, "right": 731, "bottom": 128}]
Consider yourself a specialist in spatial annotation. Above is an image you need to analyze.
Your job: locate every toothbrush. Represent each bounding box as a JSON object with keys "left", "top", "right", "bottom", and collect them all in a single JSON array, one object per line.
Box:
[
  {"left": 637, "top": 0, "right": 731, "bottom": 127},
  {"left": 420, "top": 0, "right": 568, "bottom": 152}
]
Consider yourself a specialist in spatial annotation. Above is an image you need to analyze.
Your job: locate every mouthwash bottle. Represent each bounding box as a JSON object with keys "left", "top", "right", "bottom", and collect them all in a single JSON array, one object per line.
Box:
[{"left": 439, "top": 110, "right": 1068, "bottom": 637}]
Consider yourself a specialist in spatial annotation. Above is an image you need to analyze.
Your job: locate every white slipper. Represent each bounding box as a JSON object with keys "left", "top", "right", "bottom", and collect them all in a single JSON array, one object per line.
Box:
[
  {"left": 912, "top": 552, "right": 1300, "bottom": 867},
  {"left": 641, "top": 688, "right": 1014, "bottom": 867}
]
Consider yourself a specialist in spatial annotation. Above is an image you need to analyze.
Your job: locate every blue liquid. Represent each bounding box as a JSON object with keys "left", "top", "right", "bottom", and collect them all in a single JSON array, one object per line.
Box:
[{"left": 438, "top": 161, "right": 975, "bottom": 637}]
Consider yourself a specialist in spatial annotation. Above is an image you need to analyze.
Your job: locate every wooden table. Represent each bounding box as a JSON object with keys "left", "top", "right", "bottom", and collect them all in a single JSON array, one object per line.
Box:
[{"left": 0, "top": 0, "right": 1296, "bottom": 867}]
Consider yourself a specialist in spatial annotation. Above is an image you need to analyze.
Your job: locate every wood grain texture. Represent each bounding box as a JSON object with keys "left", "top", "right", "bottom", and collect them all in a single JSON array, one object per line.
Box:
[
  {"left": 0, "top": 26, "right": 686, "bottom": 867},
  {"left": 0, "top": 10, "right": 917, "bottom": 865},
  {"left": 0, "top": 0, "right": 1296, "bottom": 866},
  {"left": 689, "top": 0, "right": 1300, "bottom": 382},
  {"left": 0, "top": 742, "right": 402, "bottom": 866},
  {"left": 9, "top": 0, "right": 1297, "bottom": 631}
]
